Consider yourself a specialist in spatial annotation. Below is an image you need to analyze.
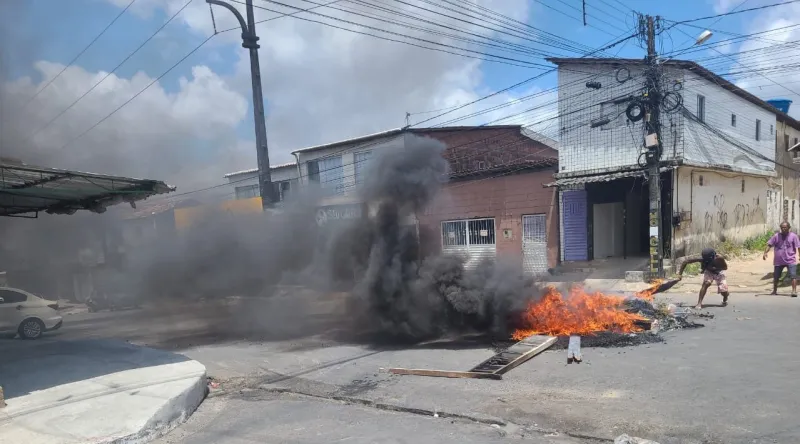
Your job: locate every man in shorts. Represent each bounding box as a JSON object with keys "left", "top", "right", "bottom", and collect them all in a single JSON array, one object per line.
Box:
[
  {"left": 678, "top": 247, "right": 729, "bottom": 309},
  {"left": 763, "top": 222, "right": 800, "bottom": 297}
]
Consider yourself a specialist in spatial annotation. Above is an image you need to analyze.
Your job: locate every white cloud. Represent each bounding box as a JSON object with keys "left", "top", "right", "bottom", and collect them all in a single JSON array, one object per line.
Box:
[
  {"left": 721, "top": 5, "right": 800, "bottom": 118},
  {"left": 713, "top": 0, "right": 739, "bottom": 14},
  {"left": 1, "top": 62, "right": 251, "bottom": 192},
  {"left": 2, "top": 0, "right": 574, "bottom": 199}
]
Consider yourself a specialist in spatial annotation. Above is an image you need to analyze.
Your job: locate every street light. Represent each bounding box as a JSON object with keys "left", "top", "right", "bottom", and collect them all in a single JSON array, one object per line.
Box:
[
  {"left": 696, "top": 30, "right": 713, "bottom": 46},
  {"left": 207, "top": 0, "right": 276, "bottom": 210}
]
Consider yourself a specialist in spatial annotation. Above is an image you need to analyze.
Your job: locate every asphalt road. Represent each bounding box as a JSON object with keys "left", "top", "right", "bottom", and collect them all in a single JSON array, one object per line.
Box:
[
  {"left": 155, "top": 392, "right": 583, "bottom": 444},
  {"left": 27, "top": 289, "right": 800, "bottom": 443}
]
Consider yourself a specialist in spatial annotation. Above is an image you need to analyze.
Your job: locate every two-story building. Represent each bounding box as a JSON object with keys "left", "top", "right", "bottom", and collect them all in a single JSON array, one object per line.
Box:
[
  {"left": 772, "top": 99, "right": 800, "bottom": 230},
  {"left": 290, "top": 125, "right": 560, "bottom": 275},
  {"left": 548, "top": 57, "right": 798, "bottom": 264},
  {"left": 224, "top": 162, "right": 300, "bottom": 203}
]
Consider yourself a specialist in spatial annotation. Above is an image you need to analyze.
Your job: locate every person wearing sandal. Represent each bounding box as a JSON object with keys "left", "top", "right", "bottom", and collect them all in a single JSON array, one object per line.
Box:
[
  {"left": 763, "top": 222, "right": 800, "bottom": 298},
  {"left": 678, "top": 248, "right": 730, "bottom": 309}
]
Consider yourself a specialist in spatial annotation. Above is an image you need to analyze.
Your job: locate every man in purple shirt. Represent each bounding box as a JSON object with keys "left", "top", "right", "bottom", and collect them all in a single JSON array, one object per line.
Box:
[{"left": 763, "top": 222, "right": 800, "bottom": 297}]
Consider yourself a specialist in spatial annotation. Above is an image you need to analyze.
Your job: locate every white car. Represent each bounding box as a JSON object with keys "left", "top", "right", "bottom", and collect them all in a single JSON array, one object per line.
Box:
[{"left": 0, "top": 287, "right": 63, "bottom": 339}]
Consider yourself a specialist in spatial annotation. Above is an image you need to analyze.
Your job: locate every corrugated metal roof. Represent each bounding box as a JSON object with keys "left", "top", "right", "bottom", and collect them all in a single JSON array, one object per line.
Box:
[
  {"left": 289, "top": 125, "right": 526, "bottom": 155},
  {"left": 223, "top": 162, "right": 297, "bottom": 178},
  {"left": 545, "top": 169, "right": 647, "bottom": 188},
  {"left": 0, "top": 160, "right": 174, "bottom": 216}
]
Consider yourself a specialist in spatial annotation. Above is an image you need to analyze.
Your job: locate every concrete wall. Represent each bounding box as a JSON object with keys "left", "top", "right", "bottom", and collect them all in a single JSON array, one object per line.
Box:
[
  {"left": 681, "top": 71, "right": 776, "bottom": 175},
  {"left": 556, "top": 63, "right": 683, "bottom": 174},
  {"left": 672, "top": 166, "right": 769, "bottom": 256},
  {"left": 774, "top": 120, "right": 800, "bottom": 229},
  {"left": 417, "top": 169, "right": 559, "bottom": 270}
]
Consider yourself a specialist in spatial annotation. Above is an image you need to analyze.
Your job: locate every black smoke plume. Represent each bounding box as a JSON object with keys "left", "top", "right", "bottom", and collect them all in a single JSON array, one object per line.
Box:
[{"left": 345, "top": 134, "right": 536, "bottom": 341}]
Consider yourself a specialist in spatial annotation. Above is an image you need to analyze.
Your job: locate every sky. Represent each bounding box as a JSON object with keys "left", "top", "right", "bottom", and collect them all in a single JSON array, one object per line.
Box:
[{"left": 1, "top": 0, "right": 799, "bottom": 199}]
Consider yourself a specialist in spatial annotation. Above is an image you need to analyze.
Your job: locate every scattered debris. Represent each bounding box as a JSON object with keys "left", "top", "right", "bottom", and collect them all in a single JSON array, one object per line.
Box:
[
  {"left": 567, "top": 335, "right": 582, "bottom": 364},
  {"left": 614, "top": 434, "right": 660, "bottom": 444},
  {"left": 390, "top": 335, "right": 556, "bottom": 380},
  {"left": 736, "top": 317, "right": 752, "bottom": 321}
]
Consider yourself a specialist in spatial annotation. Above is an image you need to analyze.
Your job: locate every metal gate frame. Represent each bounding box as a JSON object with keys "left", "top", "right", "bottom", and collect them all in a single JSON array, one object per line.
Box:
[
  {"left": 440, "top": 218, "right": 497, "bottom": 268},
  {"left": 522, "top": 214, "right": 547, "bottom": 275}
]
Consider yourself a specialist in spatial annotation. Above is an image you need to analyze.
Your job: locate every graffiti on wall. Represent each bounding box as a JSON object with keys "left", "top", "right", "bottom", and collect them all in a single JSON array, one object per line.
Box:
[{"left": 678, "top": 172, "right": 768, "bottom": 256}]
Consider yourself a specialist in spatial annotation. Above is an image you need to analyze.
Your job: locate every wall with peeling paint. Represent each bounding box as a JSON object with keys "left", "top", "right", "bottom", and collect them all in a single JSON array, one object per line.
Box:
[{"left": 673, "top": 166, "right": 769, "bottom": 256}]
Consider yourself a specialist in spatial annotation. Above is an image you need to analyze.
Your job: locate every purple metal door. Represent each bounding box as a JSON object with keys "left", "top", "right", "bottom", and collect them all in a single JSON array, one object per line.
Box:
[{"left": 562, "top": 190, "right": 588, "bottom": 261}]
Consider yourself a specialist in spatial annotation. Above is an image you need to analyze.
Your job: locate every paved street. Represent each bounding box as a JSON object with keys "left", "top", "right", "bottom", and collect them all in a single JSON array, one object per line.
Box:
[{"left": 11, "top": 286, "right": 800, "bottom": 443}]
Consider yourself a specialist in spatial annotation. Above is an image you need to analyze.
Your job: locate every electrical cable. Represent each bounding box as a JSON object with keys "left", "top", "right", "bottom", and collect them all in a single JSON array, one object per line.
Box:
[
  {"left": 20, "top": 0, "right": 139, "bottom": 110},
  {"left": 22, "top": 0, "right": 194, "bottom": 145}
]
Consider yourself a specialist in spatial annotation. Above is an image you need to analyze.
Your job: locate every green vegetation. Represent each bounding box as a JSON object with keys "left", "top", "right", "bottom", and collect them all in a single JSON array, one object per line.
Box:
[
  {"left": 681, "top": 262, "right": 701, "bottom": 276},
  {"left": 743, "top": 231, "right": 774, "bottom": 252},
  {"left": 713, "top": 231, "right": 774, "bottom": 258}
]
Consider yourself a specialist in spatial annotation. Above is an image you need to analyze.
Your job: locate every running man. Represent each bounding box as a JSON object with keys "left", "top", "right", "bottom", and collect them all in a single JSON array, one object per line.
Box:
[
  {"left": 678, "top": 248, "right": 729, "bottom": 309},
  {"left": 763, "top": 222, "right": 800, "bottom": 297}
]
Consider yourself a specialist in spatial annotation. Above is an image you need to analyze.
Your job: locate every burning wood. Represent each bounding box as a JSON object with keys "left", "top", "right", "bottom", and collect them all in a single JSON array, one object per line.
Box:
[{"left": 512, "top": 286, "right": 648, "bottom": 339}]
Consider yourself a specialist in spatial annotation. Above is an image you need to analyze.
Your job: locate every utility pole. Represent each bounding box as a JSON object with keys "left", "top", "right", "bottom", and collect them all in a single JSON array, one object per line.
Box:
[
  {"left": 207, "top": 0, "right": 276, "bottom": 210},
  {"left": 643, "top": 15, "right": 664, "bottom": 278}
]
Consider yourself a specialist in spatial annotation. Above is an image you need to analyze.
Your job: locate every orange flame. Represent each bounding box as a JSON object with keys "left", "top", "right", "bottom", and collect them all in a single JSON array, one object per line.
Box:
[
  {"left": 634, "top": 279, "right": 664, "bottom": 301},
  {"left": 511, "top": 286, "right": 646, "bottom": 339}
]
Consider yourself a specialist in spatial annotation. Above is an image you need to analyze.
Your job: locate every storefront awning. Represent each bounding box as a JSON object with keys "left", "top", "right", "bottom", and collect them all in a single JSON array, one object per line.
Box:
[
  {"left": 544, "top": 167, "right": 672, "bottom": 188},
  {"left": 0, "top": 159, "right": 174, "bottom": 217}
]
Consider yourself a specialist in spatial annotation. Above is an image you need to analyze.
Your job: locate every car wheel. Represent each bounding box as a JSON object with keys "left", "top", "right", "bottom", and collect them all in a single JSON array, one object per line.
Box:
[{"left": 19, "top": 318, "right": 45, "bottom": 340}]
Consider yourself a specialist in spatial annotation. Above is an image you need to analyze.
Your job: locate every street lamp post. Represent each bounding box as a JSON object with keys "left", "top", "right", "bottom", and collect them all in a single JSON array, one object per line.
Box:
[{"left": 207, "top": 0, "right": 275, "bottom": 210}]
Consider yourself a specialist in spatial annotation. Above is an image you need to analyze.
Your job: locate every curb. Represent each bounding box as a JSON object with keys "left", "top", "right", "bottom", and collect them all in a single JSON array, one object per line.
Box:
[{"left": 109, "top": 372, "right": 208, "bottom": 444}]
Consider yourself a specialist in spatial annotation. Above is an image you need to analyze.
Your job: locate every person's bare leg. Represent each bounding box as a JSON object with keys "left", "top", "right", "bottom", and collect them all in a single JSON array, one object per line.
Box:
[{"left": 695, "top": 282, "right": 710, "bottom": 309}]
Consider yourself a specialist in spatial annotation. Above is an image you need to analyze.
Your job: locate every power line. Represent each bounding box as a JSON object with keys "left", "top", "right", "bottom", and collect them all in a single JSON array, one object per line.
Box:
[
  {"left": 444, "top": 0, "right": 606, "bottom": 55},
  {"left": 22, "top": 0, "right": 194, "bottom": 145},
  {"left": 311, "top": 0, "right": 567, "bottom": 59},
  {"left": 244, "top": 0, "right": 553, "bottom": 68},
  {"left": 44, "top": 0, "right": 340, "bottom": 152},
  {"left": 669, "top": 0, "right": 800, "bottom": 25},
  {"left": 409, "top": 30, "right": 638, "bottom": 127},
  {"left": 20, "top": 0, "right": 139, "bottom": 110}
]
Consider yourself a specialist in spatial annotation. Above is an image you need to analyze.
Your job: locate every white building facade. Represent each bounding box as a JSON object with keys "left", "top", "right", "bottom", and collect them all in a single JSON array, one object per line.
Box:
[
  {"left": 549, "top": 57, "right": 793, "bottom": 261},
  {"left": 224, "top": 163, "right": 300, "bottom": 204}
]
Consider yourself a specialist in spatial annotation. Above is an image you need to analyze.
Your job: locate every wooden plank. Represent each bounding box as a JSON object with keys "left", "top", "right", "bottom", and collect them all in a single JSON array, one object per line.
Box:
[
  {"left": 467, "top": 335, "right": 556, "bottom": 375},
  {"left": 389, "top": 368, "right": 503, "bottom": 380},
  {"left": 491, "top": 335, "right": 557, "bottom": 375}
]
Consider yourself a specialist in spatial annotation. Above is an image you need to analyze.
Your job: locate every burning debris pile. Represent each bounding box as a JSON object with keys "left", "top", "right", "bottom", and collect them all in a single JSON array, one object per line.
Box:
[
  {"left": 511, "top": 286, "right": 648, "bottom": 339},
  {"left": 502, "top": 280, "right": 703, "bottom": 351}
]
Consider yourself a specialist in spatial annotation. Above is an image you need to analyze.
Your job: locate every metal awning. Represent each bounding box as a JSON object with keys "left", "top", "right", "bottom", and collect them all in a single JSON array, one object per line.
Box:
[
  {"left": 544, "top": 167, "right": 674, "bottom": 188},
  {"left": 0, "top": 159, "right": 175, "bottom": 217}
]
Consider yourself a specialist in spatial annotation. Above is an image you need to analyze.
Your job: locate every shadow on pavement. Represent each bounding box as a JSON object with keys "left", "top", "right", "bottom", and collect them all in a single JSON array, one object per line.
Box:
[{"left": 0, "top": 338, "right": 191, "bottom": 400}]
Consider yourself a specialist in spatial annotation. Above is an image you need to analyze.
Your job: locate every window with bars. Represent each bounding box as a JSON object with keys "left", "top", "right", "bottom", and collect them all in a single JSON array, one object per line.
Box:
[
  {"left": 308, "top": 156, "right": 344, "bottom": 195},
  {"left": 354, "top": 150, "right": 372, "bottom": 186},
  {"left": 756, "top": 119, "right": 762, "bottom": 141},
  {"left": 235, "top": 184, "right": 259, "bottom": 200},
  {"left": 441, "top": 218, "right": 496, "bottom": 247}
]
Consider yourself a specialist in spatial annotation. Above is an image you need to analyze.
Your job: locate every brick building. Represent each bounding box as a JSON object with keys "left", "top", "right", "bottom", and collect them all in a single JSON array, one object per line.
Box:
[{"left": 285, "top": 125, "right": 560, "bottom": 276}]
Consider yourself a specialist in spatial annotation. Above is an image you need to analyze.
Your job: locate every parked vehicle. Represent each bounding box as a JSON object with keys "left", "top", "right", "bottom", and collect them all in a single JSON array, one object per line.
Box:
[{"left": 0, "top": 287, "right": 62, "bottom": 339}]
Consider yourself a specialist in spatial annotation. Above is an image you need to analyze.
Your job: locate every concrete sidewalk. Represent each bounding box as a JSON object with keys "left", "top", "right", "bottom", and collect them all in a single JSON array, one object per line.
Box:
[{"left": 0, "top": 339, "right": 207, "bottom": 444}]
